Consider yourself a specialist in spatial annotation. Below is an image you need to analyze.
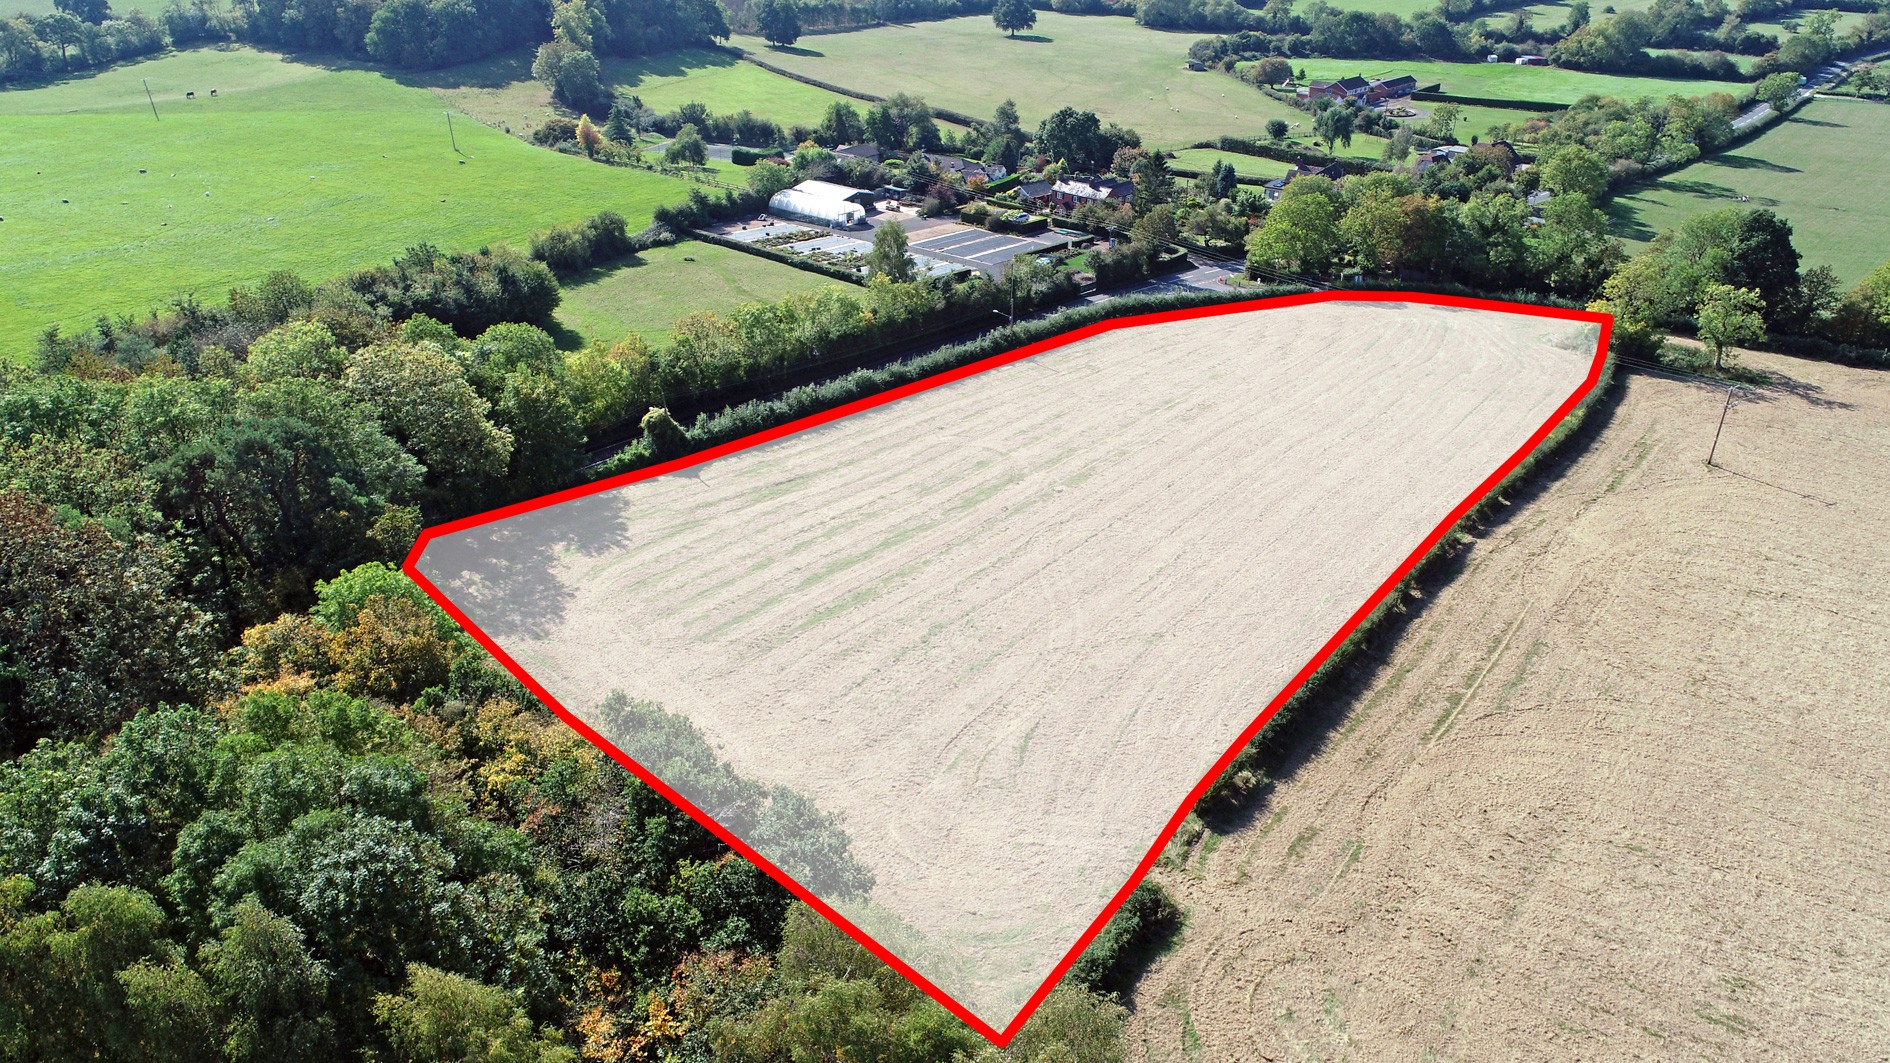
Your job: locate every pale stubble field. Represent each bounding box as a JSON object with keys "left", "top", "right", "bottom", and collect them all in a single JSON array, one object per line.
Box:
[{"left": 415, "top": 299, "right": 1601, "bottom": 1030}]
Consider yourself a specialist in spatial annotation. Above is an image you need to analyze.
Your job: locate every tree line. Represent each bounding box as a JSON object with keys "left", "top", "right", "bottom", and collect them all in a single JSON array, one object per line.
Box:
[
  {"left": 0, "top": 210, "right": 1205, "bottom": 1055},
  {"left": 0, "top": 0, "right": 734, "bottom": 83}
]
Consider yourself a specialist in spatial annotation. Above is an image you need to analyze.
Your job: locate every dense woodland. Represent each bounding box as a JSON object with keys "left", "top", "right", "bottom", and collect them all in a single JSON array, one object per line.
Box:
[{"left": 0, "top": 213, "right": 1193, "bottom": 1055}]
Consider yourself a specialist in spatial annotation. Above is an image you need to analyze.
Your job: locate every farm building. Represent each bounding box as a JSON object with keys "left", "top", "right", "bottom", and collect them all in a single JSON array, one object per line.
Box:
[
  {"left": 768, "top": 180, "right": 878, "bottom": 228},
  {"left": 1262, "top": 162, "right": 1346, "bottom": 201},
  {"left": 1516, "top": 54, "right": 1548, "bottom": 65}
]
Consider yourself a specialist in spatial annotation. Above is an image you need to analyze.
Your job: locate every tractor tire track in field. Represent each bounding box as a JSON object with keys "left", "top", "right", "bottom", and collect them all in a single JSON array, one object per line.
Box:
[{"left": 1129, "top": 350, "right": 1890, "bottom": 1061}]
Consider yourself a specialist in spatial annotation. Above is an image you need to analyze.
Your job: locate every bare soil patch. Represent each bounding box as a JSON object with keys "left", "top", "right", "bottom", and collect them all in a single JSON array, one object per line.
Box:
[
  {"left": 1128, "top": 350, "right": 1890, "bottom": 1060},
  {"left": 413, "top": 300, "right": 1599, "bottom": 1031}
]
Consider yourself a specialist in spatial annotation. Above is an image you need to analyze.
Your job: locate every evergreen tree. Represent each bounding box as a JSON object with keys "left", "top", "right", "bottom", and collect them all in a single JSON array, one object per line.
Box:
[{"left": 604, "top": 101, "right": 634, "bottom": 142}]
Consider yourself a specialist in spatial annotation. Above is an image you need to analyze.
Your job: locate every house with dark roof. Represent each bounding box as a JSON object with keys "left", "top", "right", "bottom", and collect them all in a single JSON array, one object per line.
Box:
[
  {"left": 1016, "top": 179, "right": 1055, "bottom": 206},
  {"left": 833, "top": 142, "right": 881, "bottom": 163},
  {"left": 1261, "top": 162, "right": 1346, "bottom": 200},
  {"left": 1299, "top": 75, "right": 1373, "bottom": 103},
  {"left": 1367, "top": 75, "right": 1418, "bottom": 102}
]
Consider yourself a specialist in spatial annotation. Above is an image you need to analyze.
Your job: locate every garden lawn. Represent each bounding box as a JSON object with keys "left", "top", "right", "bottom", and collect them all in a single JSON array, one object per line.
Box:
[
  {"left": 418, "top": 46, "right": 877, "bottom": 141},
  {"left": 732, "top": 12, "right": 1380, "bottom": 153},
  {"left": 1167, "top": 148, "right": 1294, "bottom": 180},
  {"left": 1421, "top": 100, "right": 1558, "bottom": 143},
  {"left": 0, "top": 46, "right": 691, "bottom": 359},
  {"left": 1606, "top": 98, "right": 1890, "bottom": 287},
  {"left": 554, "top": 240, "right": 848, "bottom": 347},
  {"left": 1290, "top": 57, "right": 1749, "bottom": 104}
]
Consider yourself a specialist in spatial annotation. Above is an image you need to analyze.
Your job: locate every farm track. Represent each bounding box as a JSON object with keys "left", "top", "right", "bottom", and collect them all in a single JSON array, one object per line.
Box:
[{"left": 1127, "top": 349, "right": 1890, "bottom": 1061}]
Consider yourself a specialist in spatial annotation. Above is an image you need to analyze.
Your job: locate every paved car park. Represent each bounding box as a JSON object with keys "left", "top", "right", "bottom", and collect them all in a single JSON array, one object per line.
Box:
[{"left": 904, "top": 223, "right": 1079, "bottom": 278}]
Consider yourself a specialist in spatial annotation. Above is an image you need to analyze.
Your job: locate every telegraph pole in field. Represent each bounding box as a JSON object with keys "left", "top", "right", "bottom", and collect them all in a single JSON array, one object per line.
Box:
[{"left": 142, "top": 78, "right": 159, "bottom": 121}]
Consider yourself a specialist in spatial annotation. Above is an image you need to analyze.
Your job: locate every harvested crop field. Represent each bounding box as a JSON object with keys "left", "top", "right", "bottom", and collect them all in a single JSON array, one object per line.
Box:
[
  {"left": 411, "top": 296, "right": 1602, "bottom": 1034},
  {"left": 1129, "top": 349, "right": 1890, "bottom": 1060}
]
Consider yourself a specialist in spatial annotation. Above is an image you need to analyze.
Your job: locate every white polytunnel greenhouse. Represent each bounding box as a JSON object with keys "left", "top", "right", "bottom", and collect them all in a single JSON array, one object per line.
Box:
[{"left": 767, "top": 180, "right": 875, "bottom": 228}]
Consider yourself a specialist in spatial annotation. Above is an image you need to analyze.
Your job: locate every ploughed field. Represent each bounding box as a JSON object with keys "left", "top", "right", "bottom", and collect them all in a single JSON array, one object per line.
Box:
[
  {"left": 1129, "top": 347, "right": 1890, "bottom": 1060},
  {"left": 414, "top": 298, "right": 1599, "bottom": 1031}
]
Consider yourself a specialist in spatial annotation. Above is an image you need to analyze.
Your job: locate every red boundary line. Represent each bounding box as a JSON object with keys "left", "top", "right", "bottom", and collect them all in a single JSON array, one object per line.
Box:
[{"left": 402, "top": 290, "right": 1612, "bottom": 1045}]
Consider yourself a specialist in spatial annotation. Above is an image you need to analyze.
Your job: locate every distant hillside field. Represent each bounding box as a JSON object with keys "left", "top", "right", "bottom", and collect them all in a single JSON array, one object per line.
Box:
[
  {"left": 733, "top": 13, "right": 1384, "bottom": 156},
  {"left": 419, "top": 46, "right": 882, "bottom": 142},
  {"left": 1607, "top": 99, "right": 1890, "bottom": 287},
  {"left": 1282, "top": 57, "right": 1750, "bottom": 105},
  {"left": 0, "top": 46, "right": 692, "bottom": 357}
]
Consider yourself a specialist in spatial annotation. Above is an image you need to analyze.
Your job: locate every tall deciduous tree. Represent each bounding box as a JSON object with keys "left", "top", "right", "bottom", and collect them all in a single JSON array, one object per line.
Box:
[
  {"left": 0, "top": 491, "right": 213, "bottom": 746},
  {"left": 1539, "top": 145, "right": 1609, "bottom": 201},
  {"left": 1246, "top": 192, "right": 1341, "bottom": 275},
  {"left": 665, "top": 122, "right": 708, "bottom": 165},
  {"left": 993, "top": 0, "right": 1036, "bottom": 36},
  {"left": 1696, "top": 283, "right": 1765, "bottom": 368},
  {"left": 755, "top": 0, "right": 802, "bottom": 48},
  {"left": 866, "top": 223, "right": 914, "bottom": 282}
]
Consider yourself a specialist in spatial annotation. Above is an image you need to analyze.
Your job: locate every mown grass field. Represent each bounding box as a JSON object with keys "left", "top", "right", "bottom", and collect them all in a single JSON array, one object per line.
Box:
[
  {"left": 554, "top": 240, "right": 847, "bottom": 347},
  {"left": 1606, "top": 98, "right": 1890, "bottom": 286},
  {"left": 1288, "top": 57, "right": 1749, "bottom": 104},
  {"left": 733, "top": 12, "right": 1383, "bottom": 155},
  {"left": 418, "top": 46, "right": 876, "bottom": 140},
  {"left": 1748, "top": 8, "right": 1872, "bottom": 38},
  {"left": 1, "top": 0, "right": 59, "bottom": 16},
  {"left": 0, "top": 46, "right": 691, "bottom": 358}
]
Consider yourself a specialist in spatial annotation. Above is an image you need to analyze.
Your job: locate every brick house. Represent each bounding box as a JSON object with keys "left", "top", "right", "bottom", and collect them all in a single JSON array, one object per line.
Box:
[
  {"left": 1366, "top": 75, "right": 1418, "bottom": 102},
  {"left": 1261, "top": 162, "right": 1346, "bottom": 200}
]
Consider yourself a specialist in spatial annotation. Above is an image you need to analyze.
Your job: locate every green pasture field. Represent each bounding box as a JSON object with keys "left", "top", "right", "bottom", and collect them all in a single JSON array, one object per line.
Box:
[
  {"left": 418, "top": 47, "right": 879, "bottom": 141},
  {"left": 1650, "top": 48, "right": 1762, "bottom": 74},
  {"left": 732, "top": 12, "right": 1383, "bottom": 155},
  {"left": 2, "top": 0, "right": 60, "bottom": 15},
  {"left": 1166, "top": 148, "right": 1294, "bottom": 179},
  {"left": 0, "top": 46, "right": 692, "bottom": 358},
  {"left": 1313, "top": 0, "right": 1441, "bottom": 17},
  {"left": 1287, "top": 57, "right": 1748, "bottom": 104},
  {"left": 554, "top": 240, "right": 848, "bottom": 347},
  {"left": 1606, "top": 98, "right": 1890, "bottom": 287},
  {"left": 1748, "top": 8, "right": 1871, "bottom": 38}
]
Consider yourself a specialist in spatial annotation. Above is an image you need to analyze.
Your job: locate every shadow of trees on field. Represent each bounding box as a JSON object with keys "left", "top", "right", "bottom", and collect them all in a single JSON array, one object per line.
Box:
[
  {"left": 380, "top": 47, "right": 535, "bottom": 91},
  {"left": 1711, "top": 153, "right": 1800, "bottom": 173},
  {"left": 603, "top": 47, "right": 740, "bottom": 90},
  {"left": 416, "top": 487, "right": 635, "bottom": 642}
]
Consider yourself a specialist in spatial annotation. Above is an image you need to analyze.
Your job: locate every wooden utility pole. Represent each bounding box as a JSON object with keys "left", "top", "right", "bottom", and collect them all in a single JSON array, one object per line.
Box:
[
  {"left": 445, "top": 111, "right": 459, "bottom": 154},
  {"left": 1707, "top": 385, "right": 1735, "bottom": 466},
  {"left": 142, "top": 78, "right": 158, "bottom": 121}
]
